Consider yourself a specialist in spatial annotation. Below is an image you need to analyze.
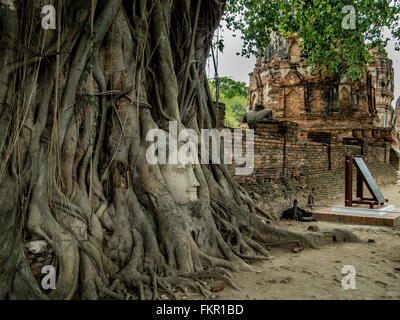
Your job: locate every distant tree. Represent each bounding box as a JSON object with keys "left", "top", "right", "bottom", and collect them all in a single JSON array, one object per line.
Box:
[
  {"left": 209, "top": 78, "right": 248, "bottom": 127},
  {"left": 216, "top": 77, "right": 248, "bottom": 99},
  {"left": 230, "top": 100, "right": 247, "bottom": 120}
]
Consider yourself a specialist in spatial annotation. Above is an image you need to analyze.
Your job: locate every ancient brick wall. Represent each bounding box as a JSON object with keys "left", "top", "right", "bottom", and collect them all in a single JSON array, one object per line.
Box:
[
  {"left": 237, "top": 34, "right": 398, "bottom": 214},
  {"left": 229, "top": 120, "right": 397, "bottom": 216}
]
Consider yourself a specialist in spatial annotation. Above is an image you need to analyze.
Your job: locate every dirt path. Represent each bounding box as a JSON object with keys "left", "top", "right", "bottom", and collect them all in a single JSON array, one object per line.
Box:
[{"left": 212, "top": 183, "right": 400, "bottom": 300}]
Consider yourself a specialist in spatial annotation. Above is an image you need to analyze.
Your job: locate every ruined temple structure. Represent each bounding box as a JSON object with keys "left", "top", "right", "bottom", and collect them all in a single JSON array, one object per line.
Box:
[
  {"left": 247, "top": 35, "right": 395, "bottom": 130},
  {"left": 245, "top": 34, "right": 399, "bottom": 169},
  {"left": 227, "top": 35, "right": 400, "bottom": 217},
  {"left": 394, "top": 97, "right": 400, "bottom": 132},
  {"left": 371, "top": 49, "right": 395, "bottom": 127}
]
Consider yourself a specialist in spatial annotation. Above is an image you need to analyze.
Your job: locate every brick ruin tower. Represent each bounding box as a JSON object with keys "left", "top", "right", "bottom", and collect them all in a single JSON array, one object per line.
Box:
[
  {"left": 369, "top": 49, "right": 395, "bottom": 127},
  {"left": 247, "top": 35, "right": 395, "bottom": 132},
  {"left": 394, "top": 97, "right": 400, "bottom": 132}
]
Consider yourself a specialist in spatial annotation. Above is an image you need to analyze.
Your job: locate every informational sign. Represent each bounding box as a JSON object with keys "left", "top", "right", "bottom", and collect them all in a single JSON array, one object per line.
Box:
[{"left": 353, "top": 157, "right": 386, "bottom": 204}]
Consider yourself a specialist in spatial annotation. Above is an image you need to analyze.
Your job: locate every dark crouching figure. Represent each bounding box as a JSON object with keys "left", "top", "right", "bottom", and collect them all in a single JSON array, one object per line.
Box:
[
  {"left": 281, "top": 199, "right": 317, "bottom": 222},
  {"left": 242, "top": 103, "right": 273, "bottom": 129}
]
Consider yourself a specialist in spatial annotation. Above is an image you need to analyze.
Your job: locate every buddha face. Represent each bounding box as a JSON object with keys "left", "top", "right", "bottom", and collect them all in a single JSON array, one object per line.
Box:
[{"left": 160, "top": 148, "right": 200, "bottom": 205}]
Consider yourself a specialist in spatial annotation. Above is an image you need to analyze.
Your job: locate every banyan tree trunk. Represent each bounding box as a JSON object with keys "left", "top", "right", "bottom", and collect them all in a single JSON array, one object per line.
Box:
[{"left": 0, "top": 0, "right": 359, "bottom": 300}]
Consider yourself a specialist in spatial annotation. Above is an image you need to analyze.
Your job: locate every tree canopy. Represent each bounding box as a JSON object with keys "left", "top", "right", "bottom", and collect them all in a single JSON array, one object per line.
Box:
[
  {"left": 224, "top": 0, "right": 400, "bottom": 80},
  {"left": 214, "top": 77, "right": 249, "bottom": 99}
]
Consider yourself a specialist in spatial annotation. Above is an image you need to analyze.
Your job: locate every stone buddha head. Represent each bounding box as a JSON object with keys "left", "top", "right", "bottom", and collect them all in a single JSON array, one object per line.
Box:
[{"left": 159, "top": 140, "right": 200, "bottom": 205}]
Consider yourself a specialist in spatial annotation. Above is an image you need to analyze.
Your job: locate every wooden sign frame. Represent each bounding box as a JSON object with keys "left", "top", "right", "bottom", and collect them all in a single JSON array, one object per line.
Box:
[{"left": 344, "top": 155, "right": 388, "bottom": 209}]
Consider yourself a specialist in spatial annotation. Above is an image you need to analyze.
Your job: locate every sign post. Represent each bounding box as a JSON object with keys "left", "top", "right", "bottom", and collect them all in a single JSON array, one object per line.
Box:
[{"left": 344, "top": 156, "right": 388, "bottom": 208}]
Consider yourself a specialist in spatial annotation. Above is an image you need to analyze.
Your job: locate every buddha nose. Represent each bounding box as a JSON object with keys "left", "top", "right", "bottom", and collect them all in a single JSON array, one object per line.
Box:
[{"left": 189, "top": 168, "right": 200, "bottom": 187}]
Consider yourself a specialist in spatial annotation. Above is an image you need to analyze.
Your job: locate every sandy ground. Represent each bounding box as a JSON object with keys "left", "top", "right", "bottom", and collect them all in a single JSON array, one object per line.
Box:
[{"left": 209, "top": 183, "right": 400, "bottom": 300}]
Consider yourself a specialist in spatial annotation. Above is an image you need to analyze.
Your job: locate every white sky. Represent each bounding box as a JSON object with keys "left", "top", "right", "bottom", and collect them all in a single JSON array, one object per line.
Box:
[{"left": 208, "top": 24, "right": 400, "bottom": 109}]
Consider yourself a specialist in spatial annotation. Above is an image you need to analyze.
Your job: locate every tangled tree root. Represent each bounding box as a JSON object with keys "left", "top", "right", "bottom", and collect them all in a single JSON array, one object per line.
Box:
[{"left": 0, "top": 0, "right": 363, "bottom": 300}]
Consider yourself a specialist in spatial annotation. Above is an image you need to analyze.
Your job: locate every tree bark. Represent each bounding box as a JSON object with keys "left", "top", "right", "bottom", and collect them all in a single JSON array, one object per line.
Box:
[{"left": 0, "top": 0, "right": 359, "bottom": 300}]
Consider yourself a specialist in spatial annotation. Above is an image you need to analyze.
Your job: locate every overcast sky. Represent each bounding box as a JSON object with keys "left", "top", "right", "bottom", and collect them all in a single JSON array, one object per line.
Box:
[{"left": 208, "top": 24, "right": 399, "bottom": 109}]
